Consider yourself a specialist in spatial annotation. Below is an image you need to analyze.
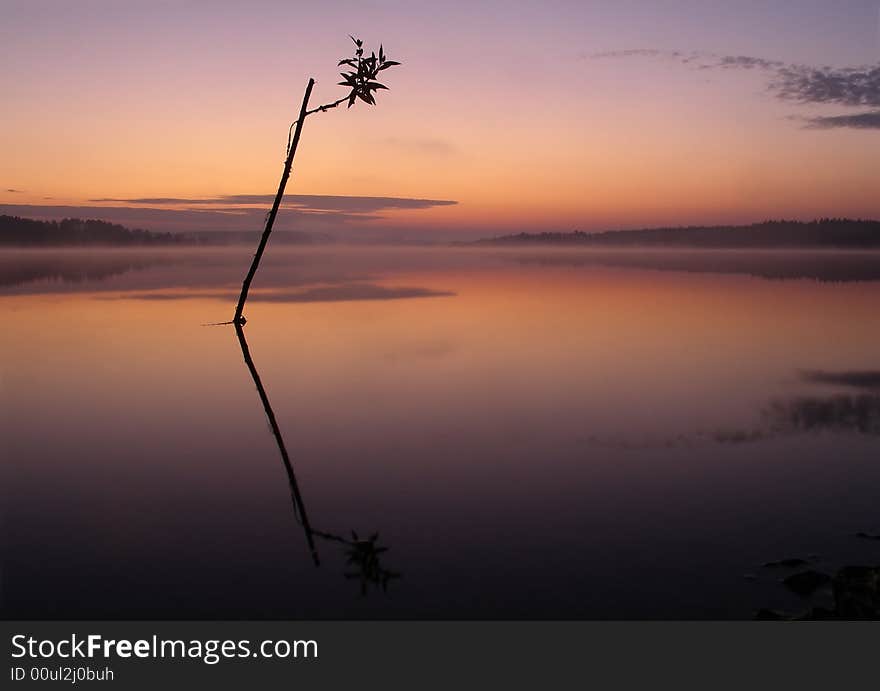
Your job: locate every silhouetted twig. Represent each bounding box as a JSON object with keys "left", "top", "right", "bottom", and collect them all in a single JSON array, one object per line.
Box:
[
  {"left": 232, "top": 37, "right": 400, "bottom": 325},
  {"left": 233, "top": 79, "right": 314, "bottom": 326}
]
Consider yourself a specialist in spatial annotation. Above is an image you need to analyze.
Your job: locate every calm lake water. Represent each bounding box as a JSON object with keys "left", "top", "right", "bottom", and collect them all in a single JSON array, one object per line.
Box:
[{"left": 2, "top": 246, "right": 879, "bottom": 619}]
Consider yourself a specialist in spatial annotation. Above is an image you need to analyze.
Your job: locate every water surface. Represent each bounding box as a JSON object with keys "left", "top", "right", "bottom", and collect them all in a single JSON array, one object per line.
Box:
[{"left": 2, "top": 246, "right": 879, "bottom": 618}]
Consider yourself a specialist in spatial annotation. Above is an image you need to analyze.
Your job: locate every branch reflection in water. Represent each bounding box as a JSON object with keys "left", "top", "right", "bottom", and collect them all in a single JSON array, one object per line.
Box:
[{"left": 233, "top": 322, "right": 401, "bottom": 594}]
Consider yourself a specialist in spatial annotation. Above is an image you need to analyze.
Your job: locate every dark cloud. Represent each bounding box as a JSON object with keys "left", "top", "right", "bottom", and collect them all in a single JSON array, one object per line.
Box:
[
  {"left": 800, "top": 110, "right": 880, "bottom": 130},
  {"left": 6, "top": 189, "right": 21, "bottom": 193},
  {"left": 89, "top": 194, "right": 458, "bottom": 213},
  {"left": 590, "top": 49, "right": 880, "bottom": 130},
  {"left": 771, "top": 64, "right": 880, "bottom": 107}
]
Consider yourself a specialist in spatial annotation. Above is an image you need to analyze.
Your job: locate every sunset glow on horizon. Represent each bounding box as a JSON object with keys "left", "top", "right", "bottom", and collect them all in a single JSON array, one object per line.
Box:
[{"left": 2, "top": 0, "right": 879, "bottom": 239}]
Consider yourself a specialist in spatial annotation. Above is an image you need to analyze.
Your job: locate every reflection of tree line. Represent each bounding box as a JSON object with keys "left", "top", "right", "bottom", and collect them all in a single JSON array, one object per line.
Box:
[
  {"left": 514, "top": 250, "right": 880, "bottom": 282},
  {"left": 234, "top": 323, "right": 400, "bottom": 595},
  {"left": 0, "top": 253, "right": 168, "bottom": 289},
  {"left": 583, "top": 369, "right": 880, "bottom": 449}
]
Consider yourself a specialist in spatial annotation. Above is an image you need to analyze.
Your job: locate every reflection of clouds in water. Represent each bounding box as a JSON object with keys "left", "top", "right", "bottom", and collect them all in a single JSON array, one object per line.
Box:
[
  {"left": 0, "top": 252, "right": 172, "bottom": 289},
  {"left": 8, "top": 248, "right": 880, "bottom": 298},
  {"left": 763, "top": 394, "right": 880, "bottom": 437},
  {"left": 582, "top": 370, "right": 880, "bottom": 449},
  {"left": 250, "top": 284, "right": 454, "bottom": 303},
  {"left": 99, "top": 282, "right": 455, "bottom": 304},
  {"left": 0, "top": 247, "right": 487, "bottom": 295},
  {"left": 800, "top": 370, "right": 880, "bottom": 392}
]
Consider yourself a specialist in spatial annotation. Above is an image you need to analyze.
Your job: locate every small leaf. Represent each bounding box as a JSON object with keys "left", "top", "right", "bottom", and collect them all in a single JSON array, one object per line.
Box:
[
  {"left": 379, "top": 44, "right": 384, "bottom": 62},
  {"left": 378, "top": 60, "right": 400, "bottom": 71}
]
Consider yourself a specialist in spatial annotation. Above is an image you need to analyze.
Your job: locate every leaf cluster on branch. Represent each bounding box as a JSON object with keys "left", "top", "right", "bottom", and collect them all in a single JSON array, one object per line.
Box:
[{"left": 337, "top": 35, "right": 400, "bottom": 107}]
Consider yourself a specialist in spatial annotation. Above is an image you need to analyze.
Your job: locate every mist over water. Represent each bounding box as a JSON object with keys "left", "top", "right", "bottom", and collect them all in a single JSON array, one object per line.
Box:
[{"left": 2, "top": 246, "right": 879, "bottom": 618}]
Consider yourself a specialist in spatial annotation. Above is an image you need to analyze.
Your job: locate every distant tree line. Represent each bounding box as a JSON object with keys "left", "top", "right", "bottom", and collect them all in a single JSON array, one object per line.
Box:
[
  {"left": 477, "top": 219, "right": 880, "bottom": 249},
  {"left": 0, "top": 215, "right": 184, "bottom": 246}
]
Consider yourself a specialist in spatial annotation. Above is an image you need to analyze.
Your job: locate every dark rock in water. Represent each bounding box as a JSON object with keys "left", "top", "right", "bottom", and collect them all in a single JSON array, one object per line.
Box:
[
  {"left": 754, "top": 608, "right": 788, "bottom": 620},
  {"left": 783, "top": 570, "right": 831, "bottom": 598},
  {"left": 855, "top": 532, "right": 880, "bottom": 541},
  {"left": 832, "top": 566, "right": 880, "bottom": 619},
  {"left": 763, "top": 558, "right": 810, "bottom": 568}
]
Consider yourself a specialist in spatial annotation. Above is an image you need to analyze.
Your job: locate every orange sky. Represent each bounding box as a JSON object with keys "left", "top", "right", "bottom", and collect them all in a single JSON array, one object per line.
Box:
[{"left": 2, "top": 1, "right": 879, "bottom": 239}]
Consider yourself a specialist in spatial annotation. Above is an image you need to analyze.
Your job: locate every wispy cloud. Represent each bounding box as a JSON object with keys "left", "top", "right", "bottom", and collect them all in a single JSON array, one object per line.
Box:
[
  {"left": 716, "top": 55, "right": 783, "bottom": 71},
  {"left": 6, "top": 189, "right": 22, "bottom": 193},
  {"left": 591, "top": 49, "right": 880, "bottom": 129},
  {"left": 799, "top": 110, "right": 880, "bottom": 130},
  {"left": 590, "top": 49, "right": 783, "bottom": 71}
]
